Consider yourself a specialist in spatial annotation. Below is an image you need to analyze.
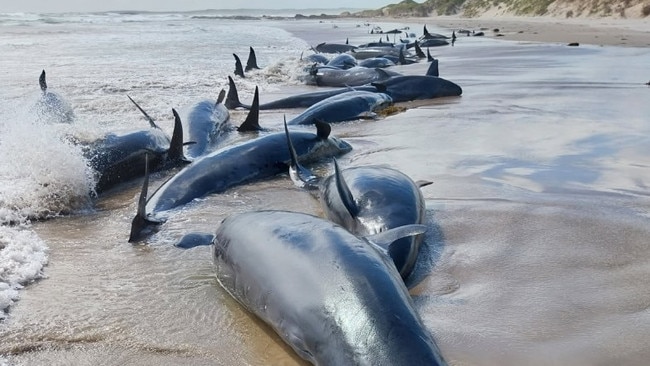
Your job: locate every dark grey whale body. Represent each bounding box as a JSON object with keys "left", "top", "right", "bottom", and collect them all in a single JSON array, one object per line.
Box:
[
  {"left": 313, "top": 42, "right": 357, "bottom": 54},
  {"left": 320, "top": 162, "right": 432, "bottom": 280},
  {"left": 128, "top": 122, "right": 352, "bottom": 242},
  {"left": 186, "top": 90, "right": 230, "bottom": 158},
  {"left": 224, "top": 76, "right": 375, "bottom": 111},
  {"left": 369, "top": 60, "right": 463, "bottom": 102},
  {"left": 84, "top": 98, "right": 187, "bottom": 194},
  {"left": 286, "top": 90, "right": 392, "bottom": 126},
  {"left": 309, "top": 66, "right": 400, "bottom": 87},
  {"left": 194, "top": 210, "right": 447, "bottom": 366}
]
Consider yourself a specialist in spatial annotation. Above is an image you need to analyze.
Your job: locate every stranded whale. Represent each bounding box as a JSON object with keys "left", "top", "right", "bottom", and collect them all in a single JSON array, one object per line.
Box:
[{"left": 178, "top": 210, "right": 447, "bottom": 366}]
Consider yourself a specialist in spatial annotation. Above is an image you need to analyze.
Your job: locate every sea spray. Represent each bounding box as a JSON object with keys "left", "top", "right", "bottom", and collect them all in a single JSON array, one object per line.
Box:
[
  {"left": 0, "top": 105, "right": 95, "bottom": 223},
  {"left": 0, "top": 104, "right": 94, "bottom": 320}
]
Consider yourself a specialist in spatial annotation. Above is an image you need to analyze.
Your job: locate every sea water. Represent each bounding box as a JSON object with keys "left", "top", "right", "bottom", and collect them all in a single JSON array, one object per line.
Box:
[{"left": 0, "top": 9, "right": 649, "bottom": 366}]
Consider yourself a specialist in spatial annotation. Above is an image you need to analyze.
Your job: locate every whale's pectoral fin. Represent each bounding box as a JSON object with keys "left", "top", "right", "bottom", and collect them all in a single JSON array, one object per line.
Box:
[
  {"left": 285, "top": 117, "right": 319, "bottom": 189},
  {"left": 358, "top": 111, "right": 378, "bottom": 120},
  {"left": 127, "top": 95, "right": 160, "bottom": 129},
  {"left": 364, "top": 224, "right": 429, "bottom": 255},
  {"left": 175, "top": 232, "right": 215, "bottom": 249},
  {"left": 333, "top": 158, "right": 359, "bottom": 217},
  {"left": 129, "top": 154, "right": 163, "bottom": 243},
  {"left": 237, "top": 86, "right": 262, "bottom": 132},
  {"left": 39, "top": 70, "right": 47, "bottom": 92},
  {"left": 416, "top": 180, "right": 433, "bottom": 188},
  {"left": 233, "top": 53, "right": 245, "bottom": 78}
]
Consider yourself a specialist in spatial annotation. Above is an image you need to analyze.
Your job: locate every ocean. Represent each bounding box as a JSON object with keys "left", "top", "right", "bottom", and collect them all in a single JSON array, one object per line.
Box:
[{"left": 1, "top": 9, "right": 649, "bottom": 366}]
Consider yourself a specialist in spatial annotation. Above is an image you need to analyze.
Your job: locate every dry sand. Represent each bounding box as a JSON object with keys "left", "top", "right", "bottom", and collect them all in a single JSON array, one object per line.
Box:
[{"left": 380, "top": 15, "right": 650, "bottom": 47}]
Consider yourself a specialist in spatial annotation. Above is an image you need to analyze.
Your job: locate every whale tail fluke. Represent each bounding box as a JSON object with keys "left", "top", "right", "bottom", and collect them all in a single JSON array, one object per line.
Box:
[
  {"left": 128, "top": 154, "right": 163, "bottom": 243},
  {"left": 233, "top": 53, "right": 245, "bottom": 78},
  {"left": 245, "top": 46, "right": 260, "bottom": 72},
  {"left": 39, "top": 70, "right": 47, "bottom": 93},
  {"left": 237, "top": 86, "right": 262, "bottom": 132},
  {"left": 285, "top": 117, "right": 319, "bottom": 189}
]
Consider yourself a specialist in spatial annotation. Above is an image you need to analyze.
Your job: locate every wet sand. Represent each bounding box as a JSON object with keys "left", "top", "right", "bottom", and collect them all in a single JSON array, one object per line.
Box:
[{"left": 373, "top": 15, "right": 650, "bottom": 48}]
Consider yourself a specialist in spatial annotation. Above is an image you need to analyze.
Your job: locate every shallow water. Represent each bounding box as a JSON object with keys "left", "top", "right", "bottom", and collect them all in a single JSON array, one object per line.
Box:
[{"left": 1, "top": 11, "right": 649, "bottom": 366}]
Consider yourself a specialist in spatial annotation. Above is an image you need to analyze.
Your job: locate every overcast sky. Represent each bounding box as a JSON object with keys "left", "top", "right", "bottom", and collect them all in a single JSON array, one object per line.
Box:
[{"left": 0, "top": 0, "right": 395, "bottom": 13}]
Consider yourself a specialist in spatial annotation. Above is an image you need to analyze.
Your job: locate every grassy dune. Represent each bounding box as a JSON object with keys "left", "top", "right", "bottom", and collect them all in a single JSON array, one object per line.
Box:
[{"left": 354, "top": 0, "right": 650, "bottom": 18}]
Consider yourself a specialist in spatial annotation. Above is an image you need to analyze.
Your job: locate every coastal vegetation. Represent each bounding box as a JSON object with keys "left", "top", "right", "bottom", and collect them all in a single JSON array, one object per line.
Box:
[{"left": 352, "top": 0, "right": 650, "bottom": 18}]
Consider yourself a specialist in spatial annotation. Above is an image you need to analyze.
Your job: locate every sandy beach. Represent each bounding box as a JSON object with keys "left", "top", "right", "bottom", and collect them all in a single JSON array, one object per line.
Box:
[{"left": 376, "top": 14, "right": 650, "bottom": 48}]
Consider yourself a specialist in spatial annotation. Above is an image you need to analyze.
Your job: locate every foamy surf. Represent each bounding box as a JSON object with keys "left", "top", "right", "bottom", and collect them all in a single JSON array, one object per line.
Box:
[
  {"left": 0, "top": 103, "right": 94, "bottom": 320},
  {"left": 0, "top": 226, "right": 49, "bottom": 321}
]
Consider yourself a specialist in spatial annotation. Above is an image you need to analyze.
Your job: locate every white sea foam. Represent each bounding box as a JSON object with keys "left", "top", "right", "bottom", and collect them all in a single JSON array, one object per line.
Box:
[
  {"left": 0, "top": 105, "right": 95, "bottom": 224},
  {"left": 0, "top": 226, "right": 49, "bottom": 320}
]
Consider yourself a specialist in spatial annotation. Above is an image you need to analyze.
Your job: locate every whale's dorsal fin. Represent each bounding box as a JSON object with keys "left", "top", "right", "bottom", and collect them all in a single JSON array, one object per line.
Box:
[
  {"left": 314, "top": 120, "right": 331, "bottom": 140},
  {"left": 285, "top": 117, "right": 319, "bottom": 189},
  {"left": 416, "top": 180, "right": 433, "bottom": 188},
  {"left": 398, "top": 48, "right": 407, "bottom": 65},
  {"left": 39, "top": 70, "right": 47, "bottom": 93},
  {"left": 137, "top": 154, "right": 150, "bottom": 219},
  {"left": 414, "top": 41, "right": 425, "bottom": 58},
  {"left": 423, "top": 24, "right": 429, "bottom": 37},
  {"left": 127, "top": 95, "right": 159, "bottom": 129},
  {"left": 225, "top": 76, "right": 246, "bottom": 110},
  {"left": 175, "top": 232, "right": 215, "bottom": 249},
  {"left": 427, "top": 48, "right": 434, "bottom": 62},
  {"left": 371, "top": 82, "right": 387, "bottom": 93},
  {"left": 237, "top": 86, "right": 262, "bottom": 132},
  {"left": 426, "top": 58, "right": 439, "bottom": 77},
  {"left": 333, "top": 158, "right": 359, "bottom": 218},
  {"left": 245, "top": 46, "right": 259, "bottom": 71},
  {"left": 364, "top": 224, "right": 428, "bottom": 255},
  {"left": 215, "top": 89, "right": 226, "bottom": 106},
  {"left": 168, "top": 108, "right": 190, "bottom": 164},
  {"left": 233, "top": 53, "right": 245, "bottom": 78},
  {"left": 128, "top": 154, "right": 163, "bottom": 243}
]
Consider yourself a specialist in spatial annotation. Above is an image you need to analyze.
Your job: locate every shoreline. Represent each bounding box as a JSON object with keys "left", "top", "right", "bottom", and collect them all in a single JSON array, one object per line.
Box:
[{"left": 356, "top": 14, "right": 650, "bottom": 48}]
